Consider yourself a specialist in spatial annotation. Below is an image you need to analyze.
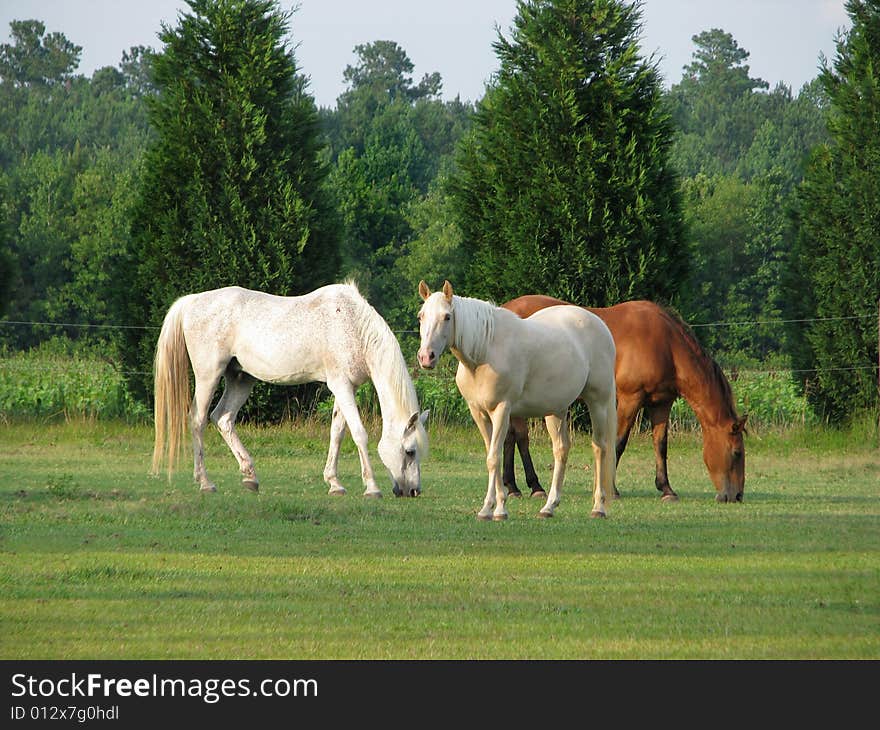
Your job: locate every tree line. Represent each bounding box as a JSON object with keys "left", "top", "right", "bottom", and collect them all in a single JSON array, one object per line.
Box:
[{"left": 0, "top": 0, "right": 877, "bottom": 423}]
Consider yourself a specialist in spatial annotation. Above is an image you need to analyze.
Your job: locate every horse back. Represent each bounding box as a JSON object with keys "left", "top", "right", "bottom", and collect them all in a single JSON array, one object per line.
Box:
[
  {"left": 179, "top": 285, "right": 369, "bottom": 385},
  {"left": 502, "top": 296, "right": 680, "bottom": 403},
  {"left": 589, "top": 301, "right": 680, "bottom": 401},
  {"left": 524, "top": 304, "right": 616, "bottom": 373},
  {"left": 518, "top": 305, "right": 616, "bottom": 411}
]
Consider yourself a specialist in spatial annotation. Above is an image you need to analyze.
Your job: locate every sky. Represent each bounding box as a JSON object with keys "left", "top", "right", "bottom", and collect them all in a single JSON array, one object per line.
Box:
[{"left": 0, "top": 0, "right": 853, "bottom": 108}]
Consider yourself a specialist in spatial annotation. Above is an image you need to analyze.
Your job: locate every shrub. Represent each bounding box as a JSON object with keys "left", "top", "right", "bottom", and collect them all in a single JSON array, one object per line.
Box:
[
  {"left": 0, "top": 339, "right": 149, "bottom": 422},
  {"left": 670, "top": 368, "right": 817, "bottom": 430}
]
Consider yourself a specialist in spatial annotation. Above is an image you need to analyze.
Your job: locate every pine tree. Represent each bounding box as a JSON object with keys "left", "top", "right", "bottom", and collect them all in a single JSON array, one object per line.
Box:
[
  {"left": 449, "top": 0, "right": 685, "bottom": 306},
  {"left": 790, "top": 0, "right": 880, "bottom": 422},
  {"left": 122, "top": 0, "right": 340, "bottom": 405}
]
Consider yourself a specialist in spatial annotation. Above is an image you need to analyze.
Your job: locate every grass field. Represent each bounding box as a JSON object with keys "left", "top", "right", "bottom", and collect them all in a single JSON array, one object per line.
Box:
[{"left": 1, "top": 418, "right": 878, "bottom": 659}]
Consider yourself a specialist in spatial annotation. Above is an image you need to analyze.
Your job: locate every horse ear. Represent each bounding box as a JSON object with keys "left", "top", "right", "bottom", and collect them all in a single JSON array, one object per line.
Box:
[
  {"left": 405, "top": 411, "right": 420, "bottom": 434},
  {"left": 732, "top": 414, "right": 748, "bottom": 435},
  {"left": 418, "top": 280, "right": 431, "bottom": 301},
  {"left": 442, "top": 280, "right": 453, "bottom": 301},
  {"left": 419, "top": 409, "right": 429, "bottom": 427}
]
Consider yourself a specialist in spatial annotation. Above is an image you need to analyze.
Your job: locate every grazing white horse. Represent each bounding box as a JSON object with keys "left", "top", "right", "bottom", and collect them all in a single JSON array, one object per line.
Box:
[
  {"left": 417, "top": 280, "right": 616, "bottom": 521},
  {"left": 152, "top": 283, "right": 428, "bottom": 497}
]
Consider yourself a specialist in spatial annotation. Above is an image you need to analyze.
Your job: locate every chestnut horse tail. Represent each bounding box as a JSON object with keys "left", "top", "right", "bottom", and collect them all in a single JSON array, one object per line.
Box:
[{"left": 151, "top": 296, "right": 194, "bottom": 479}]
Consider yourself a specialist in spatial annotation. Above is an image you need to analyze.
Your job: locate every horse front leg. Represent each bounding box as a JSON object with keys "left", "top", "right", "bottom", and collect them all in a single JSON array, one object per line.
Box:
[
  {"left": 467, "top": 402, "right": 498, "bottom": 520},
  {"left": 322, "top": 399, "right": 350, "bottom": 495},
  {"left": 328, "top": 380, "right": 382, "bottom": 498},
  {"left": 538, "top": 413, "right": 570, "bottom": 518},
  {"left": 483, "top": 402, "right": 511, "bottom": 521}
]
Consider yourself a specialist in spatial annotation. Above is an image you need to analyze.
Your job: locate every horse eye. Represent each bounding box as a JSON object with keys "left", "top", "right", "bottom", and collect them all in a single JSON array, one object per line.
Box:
[
  {"left": 444, "top": 314, "right": 451, "bottom": 321},
  {"left": 405, "top": 448, "right": 416, "bottom": 458}
]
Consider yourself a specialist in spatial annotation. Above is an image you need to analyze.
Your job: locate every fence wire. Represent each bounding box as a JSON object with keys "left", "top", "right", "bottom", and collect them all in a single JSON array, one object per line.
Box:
[{"left": 1, "top": 312, "right": 878, "bottom": 379}]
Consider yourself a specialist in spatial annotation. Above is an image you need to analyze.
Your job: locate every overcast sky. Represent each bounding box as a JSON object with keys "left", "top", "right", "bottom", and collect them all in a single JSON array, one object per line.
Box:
[{"left": 0, "top": 0, "right": 852, "bottom": 107}]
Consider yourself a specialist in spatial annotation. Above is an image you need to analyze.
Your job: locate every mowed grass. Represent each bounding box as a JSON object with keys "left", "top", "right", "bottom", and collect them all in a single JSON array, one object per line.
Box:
[{"left": 0, "top": 418, "right": 877, "bottom": 659}]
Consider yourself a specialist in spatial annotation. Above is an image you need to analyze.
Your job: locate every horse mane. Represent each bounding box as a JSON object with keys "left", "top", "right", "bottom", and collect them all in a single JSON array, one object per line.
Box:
[
  {"left": 451, "top": 295, "right": 497, "bottom": 364},
  {"left": 660, "top": 305, "right": 740, "bottom": 422},
  {"left": 343, "top": 280, "right": 422, "bottom": 422}
]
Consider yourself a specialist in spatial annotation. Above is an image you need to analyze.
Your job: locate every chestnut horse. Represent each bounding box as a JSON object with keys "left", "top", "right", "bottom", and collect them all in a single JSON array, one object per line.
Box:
[{"left": 501, "top": 296, "right": 747, "bottom": 503}]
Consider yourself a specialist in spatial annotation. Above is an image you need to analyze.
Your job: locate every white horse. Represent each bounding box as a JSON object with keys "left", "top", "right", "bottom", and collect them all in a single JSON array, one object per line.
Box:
[
  {"left": 417, "top": 280, "right": 616, "bottom": 521},
  {"left": 152, "top": 283, "right": 428, "bottom": 497}
]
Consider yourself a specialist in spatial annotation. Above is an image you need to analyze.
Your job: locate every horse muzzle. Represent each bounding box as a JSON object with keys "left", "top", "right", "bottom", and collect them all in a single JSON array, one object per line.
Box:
[
  {"left": 417, "top": 349, "right": 437, "bottom": 368},
  {"left": 392, "top": 482, "right": 421, "bottom": 497}
]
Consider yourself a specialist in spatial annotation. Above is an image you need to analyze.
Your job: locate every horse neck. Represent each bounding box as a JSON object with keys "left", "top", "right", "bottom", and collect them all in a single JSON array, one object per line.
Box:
[
  {"left": 450, "top": 295, "right": 496, "bottom": 368},
  {"left": 359, "top": 309, "right": 418, "bottom": 430},
  {"left": 675, "top": 348, "right": 737, "bottom": 431}
]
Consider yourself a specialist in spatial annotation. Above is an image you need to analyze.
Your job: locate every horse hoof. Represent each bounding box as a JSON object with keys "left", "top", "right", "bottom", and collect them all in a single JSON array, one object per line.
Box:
[
  {"left": 590, "top": 510, "right": 606, "bottom": 519},
  {"left": 537, "top": 510, "right": 553, "bottom": 518},
  {"left": 363, "top": 491, "right": 383, "bottom": 499},
  {"left": 492, "top": 513, "right": 508, "bottom": 521},
  {"left": 199, "top": 484, "right": 217, "bottom": 493},
  {"left": 476, "top": 513, "right": 493, "bottom": 521},
  {"left": 328, "top": 486, "right": 346, "bottom": 496},
  {"left": 611, "top": 491, "right": 622, "bottom": 500},
  {"left": 242, "top": 480, "right": 259, "bottom": 493},
  {"left": 507, "top": 489, "right": 523, "bottom": 498},
  {"left": 661, "top": 493, "right": 679, "bottom": 502},
  {"left": 530, "top": 490, "right": 547, "bottom": 499}
]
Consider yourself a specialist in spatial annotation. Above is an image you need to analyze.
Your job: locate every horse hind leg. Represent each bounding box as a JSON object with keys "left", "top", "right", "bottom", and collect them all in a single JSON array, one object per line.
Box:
[
  {"left": 502, "top": 422, "right": 521, "bottom": 497},
  {"left": 588, "top": 396, "right": 617, "bottom": 518},
  {"left": 646, "top": 403, "right": 678, "bottom": 502},
  {"left": 190, "top": 369, "right": 223, "bottom": 492},
  {"left": 211, "top": 366, "right": 259, "bottom": 492},
  {"left": 503, "top": 417, "right": 547, "bottom": 499},
  {"left": 517, "top": 419, "right": 546, "bottom": 498},
  {"left": 537, "top": 412, "right": 570, "bottom": 518},
  {"left": 612, "top": 393, "right": 644, "bottom": 499}
]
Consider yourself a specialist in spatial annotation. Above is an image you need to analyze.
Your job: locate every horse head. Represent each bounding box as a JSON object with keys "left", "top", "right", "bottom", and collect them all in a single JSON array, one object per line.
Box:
[
  {"left": 703, "top": 414, "right": 748, "bottom": 502},
  {"left": 417, "top": 280, "right": 454, "bottom": 369},
  {"left": 380, "top": 410, "right": 429, "bottom": 497}
]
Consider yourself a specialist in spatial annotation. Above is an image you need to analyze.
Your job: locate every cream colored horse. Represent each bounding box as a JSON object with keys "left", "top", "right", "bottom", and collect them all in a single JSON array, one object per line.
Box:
[
  {"left": 152, "top": 283, "right": 428, "bottom": 497},
  {"left": 417, "top": 281, "right": 616, "bottom": 521}
]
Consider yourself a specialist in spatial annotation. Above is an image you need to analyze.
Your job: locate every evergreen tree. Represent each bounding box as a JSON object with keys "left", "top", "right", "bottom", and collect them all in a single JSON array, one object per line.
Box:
[
  {"left": 323, "top": 41, "right": 471, "bottom": 327},
  {"left": 668, "top": 30, "right": 826, "bottom": 183},
  {"left": 121, "top": 0, "right": 340, "bottom": 407},
  {"left": 0, "top": 19, "right": 81, "bottom": 87},
  {"left": 449, "top": 0, "right": 685, "bottom": 306},
  {"left": 790, "top": 0, "right": 880, "bottom": 422}
]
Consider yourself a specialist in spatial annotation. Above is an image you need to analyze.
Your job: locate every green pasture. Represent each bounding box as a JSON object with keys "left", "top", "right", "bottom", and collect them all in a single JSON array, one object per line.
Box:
[{"left": 1, "top": 418, "right": 878, "bottom": 659}]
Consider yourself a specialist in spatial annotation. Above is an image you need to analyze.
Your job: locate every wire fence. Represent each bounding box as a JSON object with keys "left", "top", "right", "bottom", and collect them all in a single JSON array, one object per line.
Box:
[
  {"left": 2, "top": 313, "right": 877, "bottom": 379},
  {"left": 2, "top": 311, "right": 877, "bottom": 429}
]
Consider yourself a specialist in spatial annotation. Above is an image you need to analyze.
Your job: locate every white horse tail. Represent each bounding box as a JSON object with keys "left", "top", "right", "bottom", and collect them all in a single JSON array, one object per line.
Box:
[{"left": 151, "top": 296, "right": 194, "bottom": 478}]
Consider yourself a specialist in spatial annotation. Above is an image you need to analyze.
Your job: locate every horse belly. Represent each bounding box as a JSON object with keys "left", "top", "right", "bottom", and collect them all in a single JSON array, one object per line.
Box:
[
  {"left": 509, "top": 346, "right": 588, "bottom": 417},
  {"left": 511, "top": 378, "right": 585, "bottom": 418},
  {"left": 234, "top": 336, "right": 328, "bottom": 385}
]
